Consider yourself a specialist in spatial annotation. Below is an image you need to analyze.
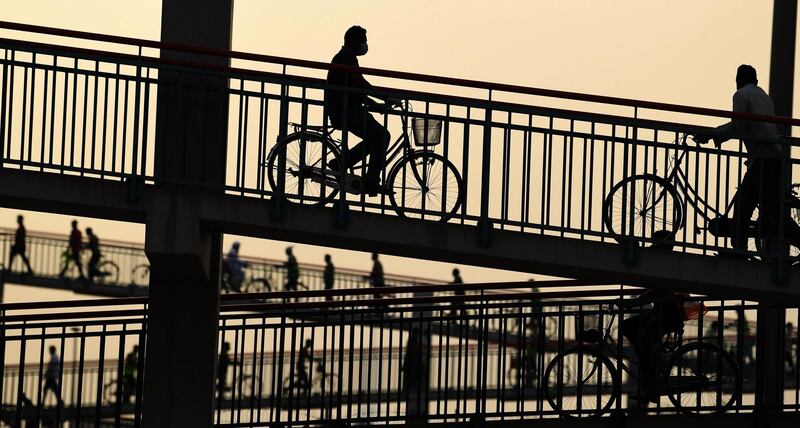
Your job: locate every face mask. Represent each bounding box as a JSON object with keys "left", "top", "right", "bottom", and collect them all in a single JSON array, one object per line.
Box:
[{"left": 357, "top": 42, "right": 369, "bottom": 56}]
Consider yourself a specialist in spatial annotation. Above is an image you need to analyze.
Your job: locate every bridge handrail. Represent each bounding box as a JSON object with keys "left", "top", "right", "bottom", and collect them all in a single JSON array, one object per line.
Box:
[{"left": 1, "top": 20, "right": 799, "bottom": 127}]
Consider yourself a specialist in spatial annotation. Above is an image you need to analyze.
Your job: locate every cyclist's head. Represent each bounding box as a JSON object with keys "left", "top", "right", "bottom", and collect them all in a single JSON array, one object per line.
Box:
[
  {"left": 49, "top": 345, "right": 56, "bottom": 354},
  {"left": 71, "top": 220, "right": 78, "bottom": 229},
  {"left": 372, "top": 252, "right": 379, "bottom": 261},
  {"left": 16, "top": 215, "right": 23, "bottom": 224},
  {"left": 452, "top": 268, "right": 460, "bottom": 276},
  {"left": 324, "top": 254, "right": 331, "bottom": 263},
  {"left": 344, "top": 26, "right": 368, "bottom": 56},
  {"left": 86, "top": 227, "right": 93, "bottom": 234},
  {"left": 232, "top": 241, "right": 240, "bottom": 250},
  {"left": 736, "top": 64, "right": 758, "bottom": 90},
  {"left": 285, "top": 246, "right": 293, "bottom": 256}
]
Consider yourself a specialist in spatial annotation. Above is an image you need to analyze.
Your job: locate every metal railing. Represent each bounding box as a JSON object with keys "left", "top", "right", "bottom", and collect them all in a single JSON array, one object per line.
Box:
[
  {"left": 2, "top": 283, "right": 799, "bottom": 425},
  {"left": 2, "top": 22, "right": 800, "bottom": 267},
  {"left": 0, "top": 297, "right": 147, "bottom": 427}
]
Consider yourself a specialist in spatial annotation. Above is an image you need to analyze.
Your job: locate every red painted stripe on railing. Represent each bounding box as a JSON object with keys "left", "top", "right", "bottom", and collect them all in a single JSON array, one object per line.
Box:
[{"left": 2, "top": 20, "right": 800, "bottom": 126}]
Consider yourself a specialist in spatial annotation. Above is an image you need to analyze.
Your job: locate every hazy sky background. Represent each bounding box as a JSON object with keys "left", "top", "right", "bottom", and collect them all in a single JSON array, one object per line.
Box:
[{"left": 1, "top": 1, "right": 797, "bottom": 301}]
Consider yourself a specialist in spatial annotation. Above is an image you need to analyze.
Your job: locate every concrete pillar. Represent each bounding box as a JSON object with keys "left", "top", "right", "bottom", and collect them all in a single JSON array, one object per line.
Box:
[
  {"left": 142, "top": 213, "right": 221, "bottom": 427},
  {"left": 143, "top": 1, "right": 233, "bottom": 426},
  {"left": 755, "top": 0, "right": 797, "bottom": 413}
]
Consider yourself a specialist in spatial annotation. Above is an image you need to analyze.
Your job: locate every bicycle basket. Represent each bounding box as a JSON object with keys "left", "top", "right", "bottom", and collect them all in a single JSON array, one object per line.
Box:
[{"left": 412, "top": 118, "right": 442, "bottom": 146}]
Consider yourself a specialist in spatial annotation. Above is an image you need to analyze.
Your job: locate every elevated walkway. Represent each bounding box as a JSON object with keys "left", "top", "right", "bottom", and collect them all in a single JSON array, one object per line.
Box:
[{"left": 0, "top": 22, "right": 799, "bottom": 302}]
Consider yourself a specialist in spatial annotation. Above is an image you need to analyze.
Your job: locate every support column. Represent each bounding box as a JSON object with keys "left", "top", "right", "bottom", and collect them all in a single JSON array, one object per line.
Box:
[
  {"left": 404, "top": 290, "right": 432, "bottom": 424},
  {"left": 142, "top": 212, "right": 221, "bottom": 428},
  {"left": 143, "top": 1, "right": 233, "bottom": 426},
  {"left": 756, "top": 0, "right": 797, "bottom": 413}
]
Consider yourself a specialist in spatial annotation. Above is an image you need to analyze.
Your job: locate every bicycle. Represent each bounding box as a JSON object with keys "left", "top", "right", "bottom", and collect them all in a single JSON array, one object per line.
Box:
[
  {"left": 266, "top": 100, "right": 464, "bottom": 221},
  {"left": 602, "top": 133, "right": 800, "bottom": 256},
  {"left": 58, "top": 249, "right": 119, "bottom": 284},
  {"left": 283, "top": 358, "right": 339, "bottom": 397},
  {"left": 102, "top": 377, "right": 135, "bottom": 405},
  {"left": 542, "top": 302, "right": 739, "bottom": 417}
]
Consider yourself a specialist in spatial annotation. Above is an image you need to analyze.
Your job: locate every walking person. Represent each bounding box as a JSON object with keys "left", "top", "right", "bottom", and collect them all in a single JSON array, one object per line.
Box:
[
  {"left": 700, "top": 65, "right": 800, "bottom": 253},
  {"left": 58, "top": 220, "right": 85, "bottom": 280},
  {"left": 217, "top": 342, "right": 232, "bottom": 400},
  {"left": 324, "top": 254, "right": 335, "bottom": 301},
  {"left": 7, "top": 214, "right": 33, "bottom": 275},
  {"left": 284, "top": 247, "right": 300, "bottom": 292},
  {"left": 786, "top": 322, "right": 796, "bottom": 375},
  {"left": 368, "top": 253, "right": 385, "bottom": 302},
  {"left": 123, "top": 345, "right": 139, "bottom": 403},
  {"left": 449, "top": 268, "right": 464, "bottom": 317},
  {"left": 43, "top": 346, "right": 63, "bottom": 407}
]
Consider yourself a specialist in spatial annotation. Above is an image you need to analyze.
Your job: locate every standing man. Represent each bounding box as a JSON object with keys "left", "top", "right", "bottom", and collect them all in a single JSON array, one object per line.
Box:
[
  {"left": 324, "top": 25, "right": 394, "bottom": 196},
  {"left": 85, "top": 227, "right": 102, "bottom": 283},
  {"left": 43, "top": 345, "right": 63, "bottom": 407},
  {"left": 284, "top": 247, "right": 299, "bottom": 292},
  {"left": 324, "top": 254, "right": 335, "bottom": 301},
  {"left": 701, "top": 65, "right": 800, "bottom": 252},
  {"left": 58, "top": 220, "right": 85, "bottom": 280},
  {"left": 369, "top": 253, "right": 385, "bottom": 301},
  {"left": 7, "top": 214, "right": 33, "bottom": 275}
]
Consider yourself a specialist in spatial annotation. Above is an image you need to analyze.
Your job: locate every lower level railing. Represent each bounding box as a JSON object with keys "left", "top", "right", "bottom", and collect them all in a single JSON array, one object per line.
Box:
[{"left": 1, "top": 284, "right": 799, "bottom": 426}]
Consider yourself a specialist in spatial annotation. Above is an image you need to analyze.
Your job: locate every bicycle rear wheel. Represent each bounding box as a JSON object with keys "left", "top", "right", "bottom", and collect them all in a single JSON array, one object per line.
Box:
[
  {"left": 243, "top": 278, "right": 272, "bottom": 294},
  {"left": 543, "top": 347, "right": 618, "bottom": 417},
  {"left": 603, "top": 174, "right": 684, "bottom": 245},
  {"left": 96, "top": 260, "right": 119, "bottom": 284},
  {"left": 664, "top": 342, "right": 739, "bottom": 414},
  {"left": 267, "top": 132, "right": 344, "bottom": 205},
  {"left": 387, "top": 151, "right": 463, "bottom": 222}
]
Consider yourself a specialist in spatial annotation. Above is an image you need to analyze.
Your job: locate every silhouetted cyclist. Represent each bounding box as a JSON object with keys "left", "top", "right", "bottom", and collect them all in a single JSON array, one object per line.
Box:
[
  {"left": 85, "top": 227, "right": 104, "bottom": 283},
  {"left": 225, "top": 242, "right": 248, "bottom": 292},
  {"left": 296, "top": 339, "right": 313, "bottom": 391},
  {"left": 620, "top": 231, "right": 686, "bottom": 403},
  {"left": 8, "top": 214, "right": 33, "bottom": 275},
  {"left": 324, "top": 25, "right": 397, "bottom": 196}
]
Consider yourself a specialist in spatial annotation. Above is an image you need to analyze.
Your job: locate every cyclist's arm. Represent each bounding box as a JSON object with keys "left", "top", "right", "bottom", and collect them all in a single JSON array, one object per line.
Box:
[{"left": 710, "top": 92, "right": 749, "bottom": 146}]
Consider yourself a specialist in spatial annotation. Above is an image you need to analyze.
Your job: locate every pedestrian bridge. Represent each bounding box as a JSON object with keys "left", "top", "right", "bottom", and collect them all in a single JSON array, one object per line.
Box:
[
  {"left": 1, "top": 284, "right": 797, "bottom": 427},
  {"left": 0, "top": 228, "right": 449, "bottom": 298},
  {"left": 1, "top": 22, "right": 800, "bottom": 302}
]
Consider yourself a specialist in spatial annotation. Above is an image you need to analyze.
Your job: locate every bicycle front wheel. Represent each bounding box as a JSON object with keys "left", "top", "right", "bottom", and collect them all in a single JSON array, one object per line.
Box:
[
  {"left": 664, "top": 342, "right": 739, "bottom": 414},
  {"left": 387, "top": 151, "right": 463, "bottom": 222},
  {"left": 603, "top": 174, "right": 684, "bottom": 245},
  {"left": 543, "top": 347, "right": 618, "bottom": 418},
  {"left": 266, "top": 132, "right": 344, "bottom": 205}
]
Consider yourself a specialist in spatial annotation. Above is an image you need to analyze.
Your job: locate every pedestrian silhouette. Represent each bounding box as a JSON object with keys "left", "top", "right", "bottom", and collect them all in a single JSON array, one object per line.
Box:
[
  {"left": 43, "top": 346, "right": 63, "bottom": 407},
  {"left": 8, "top": 214, "right": 33, "bottom": 275},
  {"left": 449, "top": 268, "right": 464, "bottom": 317},
  {"left": 324, "top": 25, "right": 393, "bottom": 196},
  {"left": 368, "top": 253, "right": 385, "bottom": 302},
  {"left": 284, "top": 247, "right": 299, "bottom": 291},
  {"left": 217, "top": 342, "right": 232, "bottom": 399},
  {"left": 58, "top": 220, "right": 85, "bottom": 280},
  {"left": 324, "top": 254, "right": 335, "bottom": 301}
]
